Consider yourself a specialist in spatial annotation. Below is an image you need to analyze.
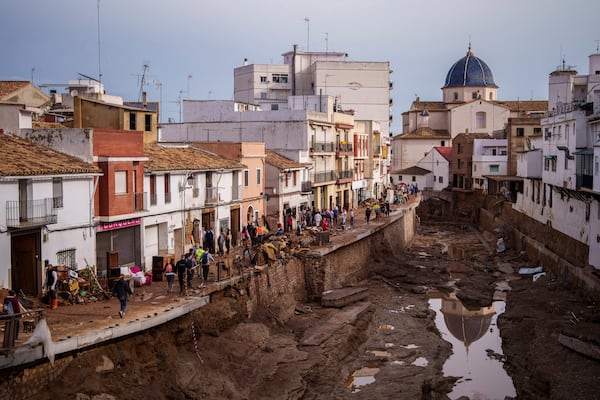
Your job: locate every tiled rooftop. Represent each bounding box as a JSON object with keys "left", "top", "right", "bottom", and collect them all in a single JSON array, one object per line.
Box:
[
  {"left": 144, "top": 143, "right": 246, "bottom": 172},
  {"left": 0, "top": 81, "right": 29, "bottom": 98},
  {"left": 0, "top": 133, "right": 100, "bottom": 176},
  {"left": 265, "top": 150, "right": 308, "bottom": 169}
]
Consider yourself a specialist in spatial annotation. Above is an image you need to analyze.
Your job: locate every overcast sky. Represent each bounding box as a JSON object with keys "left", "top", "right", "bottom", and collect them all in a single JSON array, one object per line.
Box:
[{"left": 2, "top": 0, "right": 599, "bottom": 133}]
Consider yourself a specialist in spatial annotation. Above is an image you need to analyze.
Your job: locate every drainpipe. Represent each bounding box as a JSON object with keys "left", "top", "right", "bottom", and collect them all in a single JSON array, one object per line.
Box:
[{"left": 292, "top": 45, "right": 297, "bottom": 96}]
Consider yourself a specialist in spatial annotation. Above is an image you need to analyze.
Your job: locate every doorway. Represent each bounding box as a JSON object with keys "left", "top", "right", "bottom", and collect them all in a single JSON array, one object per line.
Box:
[{"left": 11, "top": 230, "right": 41, "bottom": 295}]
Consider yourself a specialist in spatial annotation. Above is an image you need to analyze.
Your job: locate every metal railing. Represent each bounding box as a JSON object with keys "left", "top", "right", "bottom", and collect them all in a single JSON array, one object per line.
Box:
[
  {"left": 301, "top": 181, "right": 313, "bottom": 193},
  {"left": 312, "top": 171, "right": 336, "bottom": 184},
  {"left": 311, "top": 141, "right": 335, "bottom": 153},
  {"left": 6, "top": 198, "right": 57, "bottom": 228}
]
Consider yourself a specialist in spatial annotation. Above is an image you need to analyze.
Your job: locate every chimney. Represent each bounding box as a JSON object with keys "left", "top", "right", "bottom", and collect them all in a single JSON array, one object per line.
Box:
[{"left": 142, "top": 91, "right": 147, "bottom": 106}]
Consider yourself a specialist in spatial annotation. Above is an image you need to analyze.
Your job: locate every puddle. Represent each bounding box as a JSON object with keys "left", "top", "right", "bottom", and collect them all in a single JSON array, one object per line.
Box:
[
  {"left": 346, "top": 366, "right": 379, "bottom": 392},
  {"left": 428, "top": 291, "right": 516, "bottom": 400},
  {"left": 412, "top": 357, "right": 429, "bottom": 367}
]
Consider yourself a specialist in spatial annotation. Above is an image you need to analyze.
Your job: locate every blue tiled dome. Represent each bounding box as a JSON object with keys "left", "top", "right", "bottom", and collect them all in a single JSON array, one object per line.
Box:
[{"left": 443, "top": 46, "right": 498, "bottom": 88}]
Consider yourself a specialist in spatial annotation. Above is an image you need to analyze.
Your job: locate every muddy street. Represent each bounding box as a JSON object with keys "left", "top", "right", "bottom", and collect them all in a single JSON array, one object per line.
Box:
[{"left": 23, "top": 221, "right": 600, "bottom": 400}]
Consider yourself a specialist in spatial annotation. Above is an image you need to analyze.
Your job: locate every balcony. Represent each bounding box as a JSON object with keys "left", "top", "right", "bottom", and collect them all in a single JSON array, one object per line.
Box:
[
  {"left": 301, "top": 181, "right": 313, "bottom": 194},
  {"left": 336, "top": 142, "right": 353, "bottom": 157},
  {"left": 205, "top": 187, "right": 218, "bottom": 205},
  {"left": 134, "top": 192, "right": 147, "bottom": 211},
  {"left": 336, "top": 169, "right": 354, "bottom": 184},
  {"left": 313, "top": 171, "right": 336, "bottom": 184},
  {"left": 6, "top": 198, "right": 57, "bottom": 228},
  {"left": 310, "top": 141, "right": 335, "bottom": 153}
]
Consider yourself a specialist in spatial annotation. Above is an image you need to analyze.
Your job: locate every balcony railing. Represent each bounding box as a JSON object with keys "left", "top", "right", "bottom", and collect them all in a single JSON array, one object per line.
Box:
[
  {"left": 6, "top": 198, "right": 57, "bottom": 228},
  {"left": 336, "top": 169, "right": 354, "bottom": 184},
  {"left": 311, "top": 141, "right": 335, "bottom": 153},
  {"left": 206, "top": 187, "right": 218, "bottom": 204},
  {"left": 336, "top": 142, "right": 353, "bottom": 157},
  {"left": 312, "top": 171, "right": 336, "bottom": 184},
  {"left": 301, "top": 181, "right": 313, "bottom": 193}
]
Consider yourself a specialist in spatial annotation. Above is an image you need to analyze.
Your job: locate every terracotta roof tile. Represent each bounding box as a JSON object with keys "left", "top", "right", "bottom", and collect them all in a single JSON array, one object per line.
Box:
[
  {"left": 396, "top": 166, "right": 431, "bottom": 175},
  {"left": 0, "top": 133, "right": 101, "bottom": 176},
  {"left": 0, "top": 81, "right": 29, "bottom": 98},
  {"left": 265, "top": 150, "right": 308, "bottom": 169},
  {"left": 410, "top": 101, "right": 448, "bottom": 111},
  {"left": 399, "top": 127, "right": 451, "bottom": 139},
  {"left": 495, "top": 100, "right": 548, "bottom": 112},
  {"left": 144, "top": 143, "right": 246, "bottom": 172},
  {"left": 434, "top": 146, "right": 453, "bottom": 162}
]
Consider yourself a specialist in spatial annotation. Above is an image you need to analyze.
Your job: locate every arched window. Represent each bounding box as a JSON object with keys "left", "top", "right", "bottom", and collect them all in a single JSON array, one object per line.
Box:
[
  {"left": 476, "top": 112, "right": 486, "bottom": 129},
  {"left": 453, "top": 92, "right": 458, "bottom": 101}
]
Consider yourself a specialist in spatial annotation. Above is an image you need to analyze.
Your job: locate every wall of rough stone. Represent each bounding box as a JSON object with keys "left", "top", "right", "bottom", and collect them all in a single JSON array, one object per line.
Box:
[{"left": 244, "top": 206, "right": 417, "bottom": 318}]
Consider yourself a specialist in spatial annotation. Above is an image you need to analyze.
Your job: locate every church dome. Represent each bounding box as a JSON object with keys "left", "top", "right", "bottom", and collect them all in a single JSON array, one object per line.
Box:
[{"left": 443, "top": 45, "right": 498, "bottom": 89}]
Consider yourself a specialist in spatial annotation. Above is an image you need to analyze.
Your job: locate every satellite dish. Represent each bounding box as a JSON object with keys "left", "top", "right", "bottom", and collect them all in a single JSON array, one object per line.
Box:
[{"left": 70, "top": 89, "right": 79, "bottom": 97}]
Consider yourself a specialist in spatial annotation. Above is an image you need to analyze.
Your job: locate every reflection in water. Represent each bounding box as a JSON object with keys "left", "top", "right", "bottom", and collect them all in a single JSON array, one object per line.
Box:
[{"left": 428, "top": 291, "right": 516, "bottom": 400}]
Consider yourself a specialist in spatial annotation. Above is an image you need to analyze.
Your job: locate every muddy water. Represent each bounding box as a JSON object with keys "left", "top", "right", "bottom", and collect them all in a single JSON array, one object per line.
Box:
[{"left": 429, "top": 294, "right": 516, "bottom": 399}]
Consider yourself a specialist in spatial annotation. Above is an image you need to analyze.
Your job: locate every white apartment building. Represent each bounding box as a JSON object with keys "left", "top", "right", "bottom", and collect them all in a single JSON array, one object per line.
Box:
[
  {"left": 233, "top": 47, "right": 392, "bottom": 190},
  {"left": 514, "top": 52, "right": 600, "bottom": 269},
  {"left": 160, "top": 96, "right": 357, "bottom": 211},
  {"left": 0, "top": 132, "right": 100, "bottom": 295},
  {"left": 472, "top": 138, "right": 508, "bottom": 190}
]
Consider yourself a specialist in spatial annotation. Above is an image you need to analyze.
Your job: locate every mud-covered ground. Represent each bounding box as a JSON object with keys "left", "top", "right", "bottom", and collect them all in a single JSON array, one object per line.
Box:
[{"left": 20, "top": 222, "right": 600, "bottom": 399}]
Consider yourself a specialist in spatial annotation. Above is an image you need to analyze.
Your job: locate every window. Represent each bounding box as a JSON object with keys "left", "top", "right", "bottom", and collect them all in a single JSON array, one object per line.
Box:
[
  {"left": 293, "top": 171, "right": 297, "bottom": 185},
  {"left": 489, "top": 92, "right": 493, "bottom": 100},
  {"left": 272, "top": 74, "right": 288, "bottom": 83},
  {"left": 115, "top": 171, "right": 127, "bottom": 194},
  {"left": 398, "top": 175, "right": 403, "bottom": 182},
  {"left": 489, "top": 165, "right": 499, "bottom": 173},
  {"left": 271, "top": 104, "right": 279, "bottom": 110},
  {"left": 551, "top": 157, "right": 557, "bottom": 171},
  {"left": 145, "top": 114, "right": 152, "bottom": 131},
  {"left": 56, "top": 248, "right": 76, "bottom": 269},
  {"left": 516, "top": 127, "right": 524, "bottom": 137},
  {"left": 129, "top": 112, "right": 136, "bottom": 130},
  {"left": 256, "top": 168, "right": 261, "bottom": 185},
  {"left": 534, "top": 127, "right": 542, "bottom": 135},
  {"left": 260, "top": 92, "right": 267, "bottom": 99},
  {"left": 472, "top": 91, "right": 479, "bottom": 99},
  {"left": 438, "top": 176, "right": 443, "bottom": 183},
  {"left": 476, "top": 112, "right": 486, "bottom": 129},
  {"left": 52, "top": 177, "right": 63, "bottom": 208},
  {"left": 458, "top": 159, "right": 463, "bottom": 169},
  {"left": 149, "top": 174, "right": 157, "bottom": 205},
  {"left": 440, "top": 141, "right": 445, "bottom": 147},
  {"left": 457, "top": 144, "right": 463, "bottom": 154},
  {"left": 164, "top": 173, "right": 171, "bottom": 204},
  {"left": 412, "top": 176, "right": 416, "bottom": 182},
  {"left": 244, "top": 170, "right": 249, "bottom": 187},
  {"left": 453, "top": 92, "right": 458, "bottom": 101},
  {"left": 260, "top": 76, "right": 267, "bottom": 83}
]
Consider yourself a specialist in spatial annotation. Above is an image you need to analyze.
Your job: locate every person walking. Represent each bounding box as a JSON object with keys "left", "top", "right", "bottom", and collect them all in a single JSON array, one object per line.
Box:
[
  {"left": 44, "top": 263, "right": 59, "bottom": 309},
  {"left": 365, "top": 207, "right": 372, "bottom": 224},
  {"left": 185, "top": 251, "right": 195, "bottom": 290},
  {"left": 350, "top": 208, "right": 355, "bottom": 227},
  {"left": 217, "top": 231, "right": 226, "bottom": 256},
  {"left": 163, "top": 257, "right": 176, "bottom": 294},
  {"left": 176, "top": 254, "right": 188, "bottom": 296},
  {"left": 200, "top": 250, "right": 216, "bottom": 284},
  {"left": 112, "top": 275, "right": 132, "bottom": 318},
  {"left": 225, "top": 229, "right": 232, "bottom": 254}
]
